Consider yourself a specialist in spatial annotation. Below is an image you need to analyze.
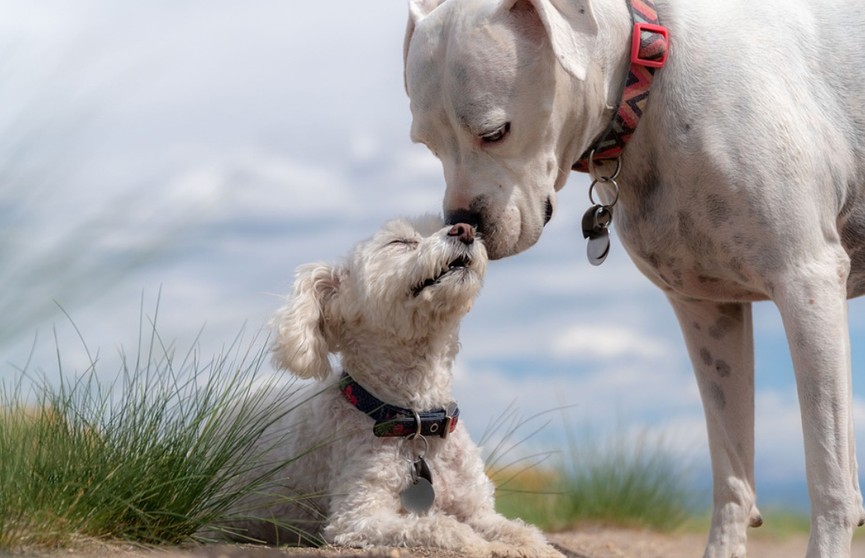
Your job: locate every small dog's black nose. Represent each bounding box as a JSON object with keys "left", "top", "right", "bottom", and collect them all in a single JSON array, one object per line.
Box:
[{"left": 447, "top": 222, "right": 475, "bottom": 245}]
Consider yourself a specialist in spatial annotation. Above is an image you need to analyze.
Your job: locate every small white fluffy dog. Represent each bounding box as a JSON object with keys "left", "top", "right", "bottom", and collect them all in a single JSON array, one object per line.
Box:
[{"left": 232, "top": 215, "right": 561, "bottom": 557}]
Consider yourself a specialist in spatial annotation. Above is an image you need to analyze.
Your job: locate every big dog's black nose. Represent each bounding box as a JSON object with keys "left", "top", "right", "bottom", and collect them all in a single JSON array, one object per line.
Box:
[
  {"left": 447, "top": 222, "right": 475, "bottom": 244},
  {"left": 445, "top": 209, "right": 481, "bottom": 231}
]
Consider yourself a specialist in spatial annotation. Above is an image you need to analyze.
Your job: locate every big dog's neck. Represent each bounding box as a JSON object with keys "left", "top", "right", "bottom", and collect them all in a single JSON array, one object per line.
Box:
[
  {"left": 592, "top": 0, "right": 635, "bottom": 112},
  {"left": 564, "top": 0, "right": 666, "bottom": 174},
  {"left": 556, "top": 0, "right": 639, "bottom": 172}
]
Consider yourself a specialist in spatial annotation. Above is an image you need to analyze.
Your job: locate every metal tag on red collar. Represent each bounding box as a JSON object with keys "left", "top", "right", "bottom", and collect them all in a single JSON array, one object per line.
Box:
[{"left": 581, "top": 204, "right": 613, "bottom": 266}]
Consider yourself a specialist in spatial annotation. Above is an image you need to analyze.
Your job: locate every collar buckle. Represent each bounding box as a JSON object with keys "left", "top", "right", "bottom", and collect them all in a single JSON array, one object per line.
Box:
[
  {"left": 630, "top": 22, "right": 669, "bottom": 69},
  {"left": 440, "top": 401, "right": 458, "bottom": 440}
]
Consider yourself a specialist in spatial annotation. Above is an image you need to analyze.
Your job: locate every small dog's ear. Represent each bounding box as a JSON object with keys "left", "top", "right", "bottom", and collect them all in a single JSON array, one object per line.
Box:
[{"left": 271, "top": 263, "right": 342, "bottom": 381}]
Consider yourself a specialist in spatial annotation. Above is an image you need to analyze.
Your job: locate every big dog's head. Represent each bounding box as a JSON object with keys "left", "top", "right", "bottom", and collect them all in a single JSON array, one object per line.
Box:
[{"left": 404, "top": 0, "right": 614, "bottom": 259}]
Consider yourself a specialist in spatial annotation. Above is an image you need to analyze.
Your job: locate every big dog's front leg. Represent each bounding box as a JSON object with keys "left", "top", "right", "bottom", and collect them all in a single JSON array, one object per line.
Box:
[
  {"left": 668, "top": 297, "right": 760, "bottom": 558},
  {"left": 772, "top": 253, "right": 864, "bottom": 558}
]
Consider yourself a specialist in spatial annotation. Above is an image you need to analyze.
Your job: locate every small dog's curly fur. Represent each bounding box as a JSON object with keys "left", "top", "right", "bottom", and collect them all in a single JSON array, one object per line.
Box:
[{"left": 229, "top": 215, "right": 562, "bottom": 557}]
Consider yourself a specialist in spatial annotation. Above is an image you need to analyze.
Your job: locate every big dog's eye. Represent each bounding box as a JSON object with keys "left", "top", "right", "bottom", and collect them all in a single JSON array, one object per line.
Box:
[{"left": 480, "top": 122, "right": 510, "bottom": 144}]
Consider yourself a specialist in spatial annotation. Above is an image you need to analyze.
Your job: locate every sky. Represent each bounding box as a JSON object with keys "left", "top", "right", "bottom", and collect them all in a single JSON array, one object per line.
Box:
[{"left": 2, "top": 0, "right": 865, "bottom": 512}]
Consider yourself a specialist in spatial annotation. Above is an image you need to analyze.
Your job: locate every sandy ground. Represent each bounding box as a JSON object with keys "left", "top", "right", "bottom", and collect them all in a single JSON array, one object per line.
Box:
[{"left": 13, "top": 527, "right": 865, "bottom": 558}]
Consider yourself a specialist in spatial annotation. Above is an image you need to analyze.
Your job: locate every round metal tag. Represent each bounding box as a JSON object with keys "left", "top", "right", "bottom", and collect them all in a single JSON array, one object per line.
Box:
[
  {"left": 400, "top": 478, "right": 435, "bottom": 514},
  {"left": 587, "top": 233, "right": 611, "bottom": 266}
]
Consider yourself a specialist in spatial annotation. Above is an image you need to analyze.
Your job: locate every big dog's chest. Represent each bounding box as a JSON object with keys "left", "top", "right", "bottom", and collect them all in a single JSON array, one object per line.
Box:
[
  {"left": 614, "top": 197, "right": 772, "bottom": 302},
  {"left": 611, "top": 170, "right": 865, "bottom": 302}
]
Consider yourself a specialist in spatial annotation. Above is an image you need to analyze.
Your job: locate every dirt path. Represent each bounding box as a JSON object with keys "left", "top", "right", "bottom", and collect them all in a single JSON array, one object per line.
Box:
[
  {"left": 17, "top": 527, "right": 865, "bottom": 558},
  {"left": 547, "top": 526, "right": 865, "bottom": 557}
]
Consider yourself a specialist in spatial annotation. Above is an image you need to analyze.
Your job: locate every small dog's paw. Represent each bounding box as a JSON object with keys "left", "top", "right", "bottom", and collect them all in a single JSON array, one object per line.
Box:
[
  {"left": 534, "top": 543, "right": 568, "bottom": 558},
  {"left": 456, "top": 542, "right": 501, "bottom": 558},
  {"left": 328, "top": 532, "right": 369, "bottom": 548},
  {"left": 497, "top": 521, "right": 548, "bottom": 546},
  {"left": 473, "top": 516, "right": 553, "bottom": 550},
  {"left": 485, "top": 541, "right": 565, "bottom": 558}
]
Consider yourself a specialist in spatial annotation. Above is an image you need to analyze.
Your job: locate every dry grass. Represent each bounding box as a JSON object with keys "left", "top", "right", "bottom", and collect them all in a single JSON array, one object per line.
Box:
[{"left": 491, "top": 426, "right": 702, "bottom": 533}]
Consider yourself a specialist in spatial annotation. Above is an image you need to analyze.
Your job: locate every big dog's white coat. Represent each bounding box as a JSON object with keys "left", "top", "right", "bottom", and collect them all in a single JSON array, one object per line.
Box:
[{"left": 404, "top": 1, "right": 865, "bottom": 557}]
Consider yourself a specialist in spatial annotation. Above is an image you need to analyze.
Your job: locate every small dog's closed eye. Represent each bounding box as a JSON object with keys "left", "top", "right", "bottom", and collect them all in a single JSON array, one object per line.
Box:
[{"left": 221, "top": 215, "right": 562, "bottom": 557}]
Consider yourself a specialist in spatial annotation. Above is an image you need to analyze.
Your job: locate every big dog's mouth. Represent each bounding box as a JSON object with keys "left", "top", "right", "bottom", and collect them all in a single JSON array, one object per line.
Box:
[{"left": 411, "top": 255, "right": 472, "bottom": 297}]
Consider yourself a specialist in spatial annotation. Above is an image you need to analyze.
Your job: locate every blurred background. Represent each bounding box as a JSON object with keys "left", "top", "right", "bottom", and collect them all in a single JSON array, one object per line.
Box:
[{"left": 2, "top": 0, "right": 864, "bottom": 512}]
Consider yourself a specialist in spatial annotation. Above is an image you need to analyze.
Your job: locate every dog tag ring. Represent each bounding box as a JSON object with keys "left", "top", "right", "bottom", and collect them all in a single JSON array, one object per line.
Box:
[
  {"left": 593, "top": 205, "right": 612, "bottom": 230},
  {"left": 400, "top": 457, "right": 435, "bottom": 514}
]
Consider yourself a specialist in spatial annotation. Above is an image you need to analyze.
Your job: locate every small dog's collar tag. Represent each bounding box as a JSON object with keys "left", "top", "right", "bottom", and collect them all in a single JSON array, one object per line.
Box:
[{"left": 401, "top": 455, "right": 435, "bottom": 514}]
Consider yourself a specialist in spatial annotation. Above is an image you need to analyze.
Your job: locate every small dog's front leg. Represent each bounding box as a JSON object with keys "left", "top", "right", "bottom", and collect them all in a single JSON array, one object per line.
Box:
[
  {"left": 668, "top": 296, "right": 760, "bottom": 558},
  {"left": 323, "top": 453, "right": 563, "bottom": 558},
  {"left": 466, "top": 513, "right": 563, "bottom": 558},
  {"left": 324, "top": 502, "right": 497, "bottom": 556},
  {"left": 432, "top": 429, "right": 563, "bottom": 558}
]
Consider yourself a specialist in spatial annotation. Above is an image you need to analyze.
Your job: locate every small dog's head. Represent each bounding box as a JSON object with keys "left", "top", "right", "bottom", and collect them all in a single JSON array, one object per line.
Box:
[{"left": 271, "top": 215, "right": 487, "bottom": 381}]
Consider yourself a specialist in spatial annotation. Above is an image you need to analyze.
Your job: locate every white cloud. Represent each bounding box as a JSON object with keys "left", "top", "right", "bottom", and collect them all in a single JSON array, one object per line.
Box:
[
  {"left": 164, "top": 165, "right": 228, "bottom": 212},
  {"left": 754, "top": 389, "right": 807, "bottom": 482},
  {"left": 224, "top": 151, "right": 356, "bottom": 219},
  {"left": 551, "top": 324, "right": 671, "bottom": 361}
]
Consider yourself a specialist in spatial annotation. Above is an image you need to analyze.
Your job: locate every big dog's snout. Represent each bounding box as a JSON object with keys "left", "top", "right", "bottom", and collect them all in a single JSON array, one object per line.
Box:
[{"left": 445, "top": 209, "right": 482, "bottom": 236}]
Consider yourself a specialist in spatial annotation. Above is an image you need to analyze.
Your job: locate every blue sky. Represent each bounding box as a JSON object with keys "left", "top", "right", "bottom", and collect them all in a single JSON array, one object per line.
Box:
[{"left": 2, "top": 0, "right": 865, "bottom": 511}]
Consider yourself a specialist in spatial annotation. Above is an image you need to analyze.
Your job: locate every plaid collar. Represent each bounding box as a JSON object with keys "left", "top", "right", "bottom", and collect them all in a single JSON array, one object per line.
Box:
[
  {"left": 573, "top": 0, "right": 669, "bottom": 172},
  {"left": 339, "top": 372, "right": 459, "bottom": 438}
]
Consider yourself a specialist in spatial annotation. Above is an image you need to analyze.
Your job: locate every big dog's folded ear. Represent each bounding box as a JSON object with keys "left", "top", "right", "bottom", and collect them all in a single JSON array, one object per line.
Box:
[
  {"left": 507, "top": 0, "right": 598, "bottom": 80},
  {"left": 404, "top": 0, "right": 448, "bottom": 72},
  {"left": 271, "top": 263, "right": 343, "bottom": 381}
]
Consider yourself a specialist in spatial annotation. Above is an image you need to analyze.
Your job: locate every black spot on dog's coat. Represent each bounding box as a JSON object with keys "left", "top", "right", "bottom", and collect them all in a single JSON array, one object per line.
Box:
[
  {"left": 715, "top": 359, "right": 731, "bottom": 377},
  {"left": 708, "top": 382, "right": 726, "bottom": 410},
  {"left": 709, "top": 316, "right": 735, "bottom": 340},
  {"left": 705, "top": 194, "right": 732, "bottom": 227}
]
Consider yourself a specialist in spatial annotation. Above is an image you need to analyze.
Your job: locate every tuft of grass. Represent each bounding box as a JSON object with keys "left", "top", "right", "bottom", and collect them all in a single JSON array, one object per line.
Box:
[
  {"left": 0, "top": 314, "right": 321, "bottom": 550},
  {"left": 491, "top": 418, "right": 702, "bottom": 533},
  {"left": 492, "top": 466, "right": 566, "bottom": 530},
  {"left": 479, "top": 402, "right": 567, "bottom": 529},
  {"left": 557, "top": 426, "right": 700, "bottom": 532}
]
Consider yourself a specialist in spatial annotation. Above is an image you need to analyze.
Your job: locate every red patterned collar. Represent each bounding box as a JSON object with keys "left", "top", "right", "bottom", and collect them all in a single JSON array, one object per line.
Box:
[{"left": 572, "top": 0, "right": 669, "bottom": 172}]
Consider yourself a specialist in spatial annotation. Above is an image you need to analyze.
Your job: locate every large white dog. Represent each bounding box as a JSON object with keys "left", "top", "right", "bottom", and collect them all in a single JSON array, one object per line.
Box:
[{"left": 403, "top": 0, "right": 865, "bottom": 557}]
